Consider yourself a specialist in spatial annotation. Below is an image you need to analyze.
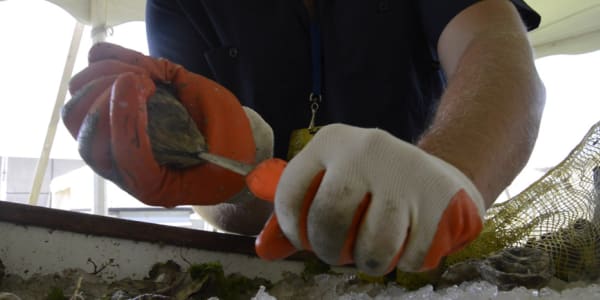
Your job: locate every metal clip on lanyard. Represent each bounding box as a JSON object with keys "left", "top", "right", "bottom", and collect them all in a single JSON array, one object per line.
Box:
[
  {"left": 307, "top": 21, "right": 322, "bottom": 134},
  {"left": 286, "top": 20, "right": 323, "bottom": 160}
]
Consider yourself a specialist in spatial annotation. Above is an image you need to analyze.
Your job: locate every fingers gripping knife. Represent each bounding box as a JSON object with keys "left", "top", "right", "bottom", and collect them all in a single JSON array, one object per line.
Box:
[{"left": 147, "top": 87, "right": 295, "bottom": 260}]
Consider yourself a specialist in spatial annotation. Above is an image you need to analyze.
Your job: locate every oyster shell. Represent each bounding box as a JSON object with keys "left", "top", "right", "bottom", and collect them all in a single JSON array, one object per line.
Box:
[{"left": 440, "top": 247, "right": 554, "bottom": 290}]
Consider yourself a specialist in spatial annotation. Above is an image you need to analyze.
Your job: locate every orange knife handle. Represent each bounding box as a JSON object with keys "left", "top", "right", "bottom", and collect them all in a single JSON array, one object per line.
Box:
[
  {"left": 246, "top": 158, "right": 287, "bottom": 202},
  {"left": 246, "top": 158, "right": 298, "bottom": 259}
]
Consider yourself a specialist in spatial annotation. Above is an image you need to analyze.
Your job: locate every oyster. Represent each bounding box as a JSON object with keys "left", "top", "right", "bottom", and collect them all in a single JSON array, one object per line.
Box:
[
  {"left": 525, "top": 219, "right": 600, "bottom": 282},
  {"left": 440, "top": 247, "right": 554, "bottom": 290},
  {"left": 146, "top": 85, "right": 207, "bottom": 169}
]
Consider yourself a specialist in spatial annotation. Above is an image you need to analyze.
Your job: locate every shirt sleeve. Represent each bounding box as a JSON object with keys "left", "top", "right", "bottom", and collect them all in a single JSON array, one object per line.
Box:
[{"left": 417, "top": 0, "right": 541, "bottom": 49}]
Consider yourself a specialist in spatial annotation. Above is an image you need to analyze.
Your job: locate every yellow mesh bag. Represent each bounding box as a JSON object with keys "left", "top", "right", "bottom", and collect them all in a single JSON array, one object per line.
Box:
[{"left": 446, "top": 120, "right": 600, "bottom": 282}]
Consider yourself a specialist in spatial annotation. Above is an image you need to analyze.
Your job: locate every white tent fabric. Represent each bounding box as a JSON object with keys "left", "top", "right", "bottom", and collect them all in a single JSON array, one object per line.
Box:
[
  {"left": 46, "top": 0, "right": 600, "bottom": 58},
  {"left": 46, "top": 0, "right": 144, "bottom": 27},
  {"left": 46, "top": 0, "right": 145, "bottom": 43},
  {"left": 529, "top": 0, "right": 600, "bottom": 57}
]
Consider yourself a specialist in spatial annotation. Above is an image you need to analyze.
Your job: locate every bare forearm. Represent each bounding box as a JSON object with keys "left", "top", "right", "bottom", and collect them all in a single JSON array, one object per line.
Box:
[{"left": 418, "top": 30, "right": 545, "bottom": 208}]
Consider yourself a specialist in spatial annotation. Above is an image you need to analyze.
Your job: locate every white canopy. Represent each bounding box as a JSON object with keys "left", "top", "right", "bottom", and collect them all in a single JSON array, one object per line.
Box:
[
  {"left": 528, "top": 0, "right": 600, "bottom": 57},
  {"left": 46, "top": 0, "right": 145, "bottom": 43},
  {"left": 46, "top": 0, "right": 144, "bottom": 27},
  {"left": 46, "top": 0, "right": 600, "bottom": 58}
]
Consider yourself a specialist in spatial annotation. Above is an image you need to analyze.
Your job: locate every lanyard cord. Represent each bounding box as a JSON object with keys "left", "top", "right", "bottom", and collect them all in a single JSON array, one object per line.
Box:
[
  {"left": 310, "top": 21, "right": 322, "bottom": 98},
  {"left": 308, "top": 20, "right": 322, "bottom": 131}
]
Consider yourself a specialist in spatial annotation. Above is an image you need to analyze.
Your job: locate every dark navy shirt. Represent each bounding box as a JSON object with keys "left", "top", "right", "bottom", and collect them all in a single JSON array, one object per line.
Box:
[{"left": 146, "top": 0, "right": 540, "bottom": 159}]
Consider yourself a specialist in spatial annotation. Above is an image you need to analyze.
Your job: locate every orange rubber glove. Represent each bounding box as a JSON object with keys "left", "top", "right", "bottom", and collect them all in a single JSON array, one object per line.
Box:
[
  {"left": 247, "top": 124, "right": 485, "bottom": 276},
  {"left": 63, "top": 42, "right": 261, "bottom": 207}
]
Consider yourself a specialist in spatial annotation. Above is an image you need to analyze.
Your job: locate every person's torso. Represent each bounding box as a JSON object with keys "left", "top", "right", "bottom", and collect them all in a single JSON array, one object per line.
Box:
[{"left": 178, "top": 0, "right": 446, "bottom": 158}]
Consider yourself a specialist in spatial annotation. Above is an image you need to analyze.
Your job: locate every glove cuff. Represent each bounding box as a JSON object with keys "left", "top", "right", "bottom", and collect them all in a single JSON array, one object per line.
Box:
[{"left": 242, "top": 107, "right": 274, "bottom": 164}]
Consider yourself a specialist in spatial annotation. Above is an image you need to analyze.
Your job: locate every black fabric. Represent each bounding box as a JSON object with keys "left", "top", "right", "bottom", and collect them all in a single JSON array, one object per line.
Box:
[{"left": 146, "top": 0, "right": 540, "bottom": 159}]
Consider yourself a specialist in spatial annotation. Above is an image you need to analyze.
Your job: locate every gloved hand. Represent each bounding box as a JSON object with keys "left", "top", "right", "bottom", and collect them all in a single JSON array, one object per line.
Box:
[
  {"left": 63, "top": 42, "right": 273, "bottom": 207},
  {"left": 248, "top": 124, "right": 485, "bottom": 275}
]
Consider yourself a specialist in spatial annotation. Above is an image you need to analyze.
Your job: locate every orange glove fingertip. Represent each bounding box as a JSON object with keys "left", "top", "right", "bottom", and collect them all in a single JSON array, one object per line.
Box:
[
  {"left": 255, "top": 214, "right": 297, "bottom": 260},
  {"left": 419, "top": 189, "right": 483, "bottom": 271},
  {"left": 63, "top": 76, "right": 117, "bottom": 139}
]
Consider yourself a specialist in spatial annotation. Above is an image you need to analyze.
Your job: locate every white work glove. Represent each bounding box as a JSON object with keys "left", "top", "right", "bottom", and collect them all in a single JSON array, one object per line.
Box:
[
  {"left": 240, "top": 107, "right": 275, "bottom": 166},
  {"left": 192, "top": 106, "right": 275, "bottom": 235},
  {"left": 273, "top": 124, "right": 485, "bottom": 275}
]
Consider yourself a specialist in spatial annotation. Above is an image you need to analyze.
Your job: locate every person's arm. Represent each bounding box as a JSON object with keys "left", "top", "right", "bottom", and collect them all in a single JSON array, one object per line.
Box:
[
  {"left": 417, "top": 0, "right": 546, "bottom": 208},
  {"left": 242, "top": 0, "right": 546, "bottom": 274}
]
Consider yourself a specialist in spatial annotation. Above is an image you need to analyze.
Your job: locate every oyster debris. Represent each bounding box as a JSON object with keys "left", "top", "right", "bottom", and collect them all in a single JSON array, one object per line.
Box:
[{"left": 440, "top": 247, "right": 554, "bottom": 290}]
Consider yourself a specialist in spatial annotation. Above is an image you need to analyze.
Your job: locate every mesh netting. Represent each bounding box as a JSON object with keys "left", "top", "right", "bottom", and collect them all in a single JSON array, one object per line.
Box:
[{"left": 447, "top": 121, "right": 600, "bottom": 282}]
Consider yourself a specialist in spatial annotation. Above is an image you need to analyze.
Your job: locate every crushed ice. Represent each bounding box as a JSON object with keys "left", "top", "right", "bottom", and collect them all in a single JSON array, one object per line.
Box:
[{"left": 252, "top": 278, "right": 600, "bottom": 300}]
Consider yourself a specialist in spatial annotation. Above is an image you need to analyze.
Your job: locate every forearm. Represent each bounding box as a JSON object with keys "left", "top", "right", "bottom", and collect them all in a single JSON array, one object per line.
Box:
[{"left": 418, "top": 30, "right": 545, "bottom": 208}]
